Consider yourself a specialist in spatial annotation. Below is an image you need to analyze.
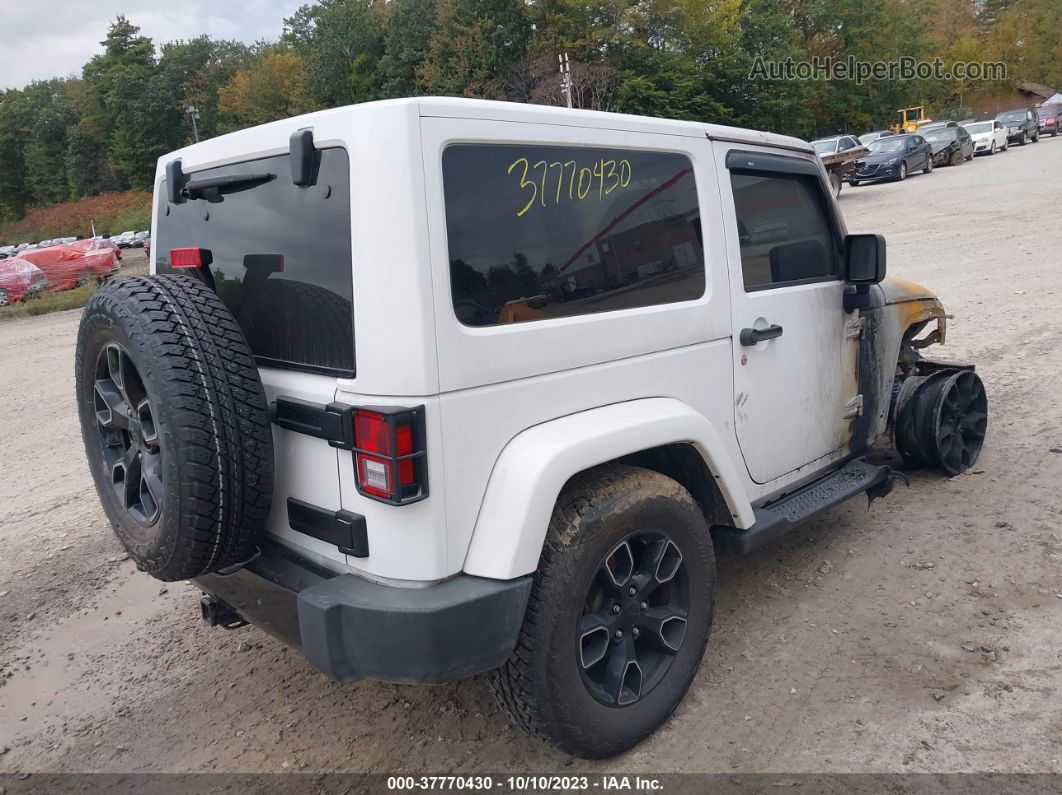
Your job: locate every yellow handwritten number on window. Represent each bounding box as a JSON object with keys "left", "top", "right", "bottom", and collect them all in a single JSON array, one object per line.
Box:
[
  {"left": 507, "top": 155, "right": 635, "bottom": 217},
  {"left": 507, "top": 157, "right": 537, "bottom": 217}
]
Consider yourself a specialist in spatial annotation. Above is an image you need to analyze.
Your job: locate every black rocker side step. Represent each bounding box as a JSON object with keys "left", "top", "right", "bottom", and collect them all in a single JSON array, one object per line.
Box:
[{"left": 716, "top": 458, "right": 892, "bottom": 556}]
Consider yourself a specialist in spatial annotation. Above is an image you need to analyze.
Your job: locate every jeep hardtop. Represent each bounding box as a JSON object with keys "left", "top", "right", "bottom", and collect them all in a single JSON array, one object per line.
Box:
[{"left": 75, "top": 97, "right": 987, "bottom": 758}]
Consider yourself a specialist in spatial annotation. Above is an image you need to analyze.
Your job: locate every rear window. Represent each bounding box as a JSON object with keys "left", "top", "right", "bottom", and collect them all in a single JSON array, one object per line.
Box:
[
  {"left": 155, "top": 148, "right": 354, "bottom": 376},
  {"left": 442, "top": 144, "right": 705, "bottom": 327}
]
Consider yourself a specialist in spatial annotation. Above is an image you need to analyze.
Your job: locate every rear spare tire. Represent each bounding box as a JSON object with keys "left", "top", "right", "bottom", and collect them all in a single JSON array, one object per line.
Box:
[{"left": 75, "top": 275, "right": 274, "bottom": 581}]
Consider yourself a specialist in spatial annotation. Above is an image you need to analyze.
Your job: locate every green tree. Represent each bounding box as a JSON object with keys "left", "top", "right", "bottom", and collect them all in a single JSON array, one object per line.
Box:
[
  {"left": 378, "top": 0, "right": 438, "bottom": 97},
  {"left": 22, "top": 80, "right": 77, "bottom": 203},
  {"left": 0, "top": 89, "right": 32, "bottom": 220},
  {"left": 418, "top": 0, "right": 532, "bottom": 98},
  {"left": 158, "top": 37, "right": 251, "bottom": 142},
  {"left": 82, "top": 16, "right": 167, "bottom": 189},
  {"left": 285, "top": 0, "right": 386, "bottom": 108}
]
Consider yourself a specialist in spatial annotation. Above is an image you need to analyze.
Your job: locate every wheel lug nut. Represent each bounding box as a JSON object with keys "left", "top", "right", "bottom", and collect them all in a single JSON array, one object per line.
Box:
[
  {"left": 614, "top": 629, "right": 623, "bottom": 640},
  {"left": 640, "top": 601, "right": 647, "bottom": 610},
  {"left": 611, "top": 604, "right": 621, "bottom": 615},
  {"left": 632, "top": 628, "right": 640, "bottom": 638},
  {"left": 628, "top": 586, "right": 637, "bottom": 597}
]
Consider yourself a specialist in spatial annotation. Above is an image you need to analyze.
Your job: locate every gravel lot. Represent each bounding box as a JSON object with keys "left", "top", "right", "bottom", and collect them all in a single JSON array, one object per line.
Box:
[{"left": 1, "top": 138, "right": 1061, "bottom": 776}]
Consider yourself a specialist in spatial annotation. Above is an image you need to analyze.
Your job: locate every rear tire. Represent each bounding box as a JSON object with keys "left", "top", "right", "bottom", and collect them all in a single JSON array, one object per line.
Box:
[
  {"left": 490, "top": 465, "right": 716, "bottom": 759},
  {"left": 75, "top": 275, "right": 274, "bottom": 581},
  {"left": 0, "top": 288, "right": 8, "bottom": 307},
  {"left": 828, "top": 172, "right": 842, "bottom": 199}
]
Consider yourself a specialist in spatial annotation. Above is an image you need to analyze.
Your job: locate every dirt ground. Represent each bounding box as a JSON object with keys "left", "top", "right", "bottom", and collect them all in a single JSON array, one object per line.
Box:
[{"left": 1, "top": 138, "right": 1061, "bottom": 777}]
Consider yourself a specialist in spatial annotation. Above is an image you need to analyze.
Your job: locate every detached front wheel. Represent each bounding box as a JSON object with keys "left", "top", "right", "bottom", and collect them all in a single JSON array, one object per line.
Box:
[
  {"left": 895, "top": 369, "right": 988, "bottom": 475},
  {"left": 490, "top": 465, "right": 716, "bottom": 758}
]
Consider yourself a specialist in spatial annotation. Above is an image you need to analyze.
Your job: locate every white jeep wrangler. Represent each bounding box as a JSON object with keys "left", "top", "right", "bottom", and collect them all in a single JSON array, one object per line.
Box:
[{"left": 75, "top": 98, "right": 987, "bottom": 758}]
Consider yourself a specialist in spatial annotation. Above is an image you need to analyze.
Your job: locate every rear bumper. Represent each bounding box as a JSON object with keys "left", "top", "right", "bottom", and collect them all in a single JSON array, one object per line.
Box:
[{"left": 194, "top": 542, "right": 532, "bottom": 684}]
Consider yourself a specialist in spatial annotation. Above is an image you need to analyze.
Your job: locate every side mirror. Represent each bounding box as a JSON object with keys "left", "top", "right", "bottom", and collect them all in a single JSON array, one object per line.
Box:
[
  {"left": 844, "top": 233, "right": 886, "bottom": 284},
  {"left": 843, "top": 234, "right": 885, "bottom": 312}
]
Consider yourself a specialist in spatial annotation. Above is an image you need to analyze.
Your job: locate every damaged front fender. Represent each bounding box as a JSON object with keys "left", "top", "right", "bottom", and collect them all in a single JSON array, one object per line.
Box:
[{"left": 850, "top": 278, "right": 948, "bottom": 452}]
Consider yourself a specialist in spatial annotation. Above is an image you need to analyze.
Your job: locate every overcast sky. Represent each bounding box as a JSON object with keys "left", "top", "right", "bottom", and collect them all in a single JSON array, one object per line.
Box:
[{"left": 1, "top": 0, "right": 307, "bottom": 90}]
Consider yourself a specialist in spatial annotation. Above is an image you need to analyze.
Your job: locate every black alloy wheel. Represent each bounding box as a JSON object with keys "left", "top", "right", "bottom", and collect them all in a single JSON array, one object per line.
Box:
[
  {"left": 578, "top": 532, "right": 689, "bottom": 707},
  {"left": 94, "top": 342, "right": 162, "bottom": 526},
  {"left": 895, "top": 369, "right": 988, "bottom": 476},
  {"left": 489, "top": 465, "right": 716, "bottom": 758},
  {"left": 934, "top": 371, "right": 988, "bottom": 474}
]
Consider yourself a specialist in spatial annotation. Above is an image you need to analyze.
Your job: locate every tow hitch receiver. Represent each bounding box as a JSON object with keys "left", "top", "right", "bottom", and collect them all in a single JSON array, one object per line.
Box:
[{"left": 200, "top": 595, "right": 249, "bottom": 629}]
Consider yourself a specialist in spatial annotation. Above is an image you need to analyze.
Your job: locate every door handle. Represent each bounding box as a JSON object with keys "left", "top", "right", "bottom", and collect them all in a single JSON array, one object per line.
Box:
[{"left": 740, "top": 324, "right": 783, "bottom": 346}]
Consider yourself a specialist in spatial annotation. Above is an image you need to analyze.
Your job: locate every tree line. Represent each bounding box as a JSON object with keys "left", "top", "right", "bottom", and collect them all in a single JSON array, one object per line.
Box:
[{"left": 0, "top": 0, "right": 1058, "bottom": 223}]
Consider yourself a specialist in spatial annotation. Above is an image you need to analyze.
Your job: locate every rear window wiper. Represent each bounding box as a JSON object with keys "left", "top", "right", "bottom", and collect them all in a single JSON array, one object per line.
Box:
[{"left": 183, "top": 172, "right": 276, "bottom": 200}]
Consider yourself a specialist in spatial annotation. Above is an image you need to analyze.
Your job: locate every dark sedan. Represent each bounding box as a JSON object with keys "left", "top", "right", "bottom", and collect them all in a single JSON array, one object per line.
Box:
[
  {"left": 923, "top": 126, "right": 975, "bottom": 166},
  {"left": 849, "top": 134, "right": 934, "bottom": 185}
]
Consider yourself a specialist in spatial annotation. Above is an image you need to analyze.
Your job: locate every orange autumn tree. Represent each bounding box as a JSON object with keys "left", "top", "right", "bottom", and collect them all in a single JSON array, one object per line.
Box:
[{"left": 218, "top": 49, "right": 307, "bottom": 128}]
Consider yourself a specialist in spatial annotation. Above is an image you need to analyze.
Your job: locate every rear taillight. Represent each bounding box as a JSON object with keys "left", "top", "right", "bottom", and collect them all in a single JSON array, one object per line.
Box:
[
  {"left": 169, "top": 247, "right": 211, "bottom": 269},
  {"left": 352, "top": 406, "right": 427, "bottom": 504}
]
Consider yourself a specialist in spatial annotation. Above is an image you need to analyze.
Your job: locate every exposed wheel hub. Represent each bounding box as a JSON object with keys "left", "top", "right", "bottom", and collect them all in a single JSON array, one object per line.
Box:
[
  {"left": 895, "top": 368, "right": 988, "bottom": 475},
  {"left": 93, "top": 343, "right": 162, "bottom": 526},
  {"left": 578, "top": 532, "right": 689, "bottom": 707}
]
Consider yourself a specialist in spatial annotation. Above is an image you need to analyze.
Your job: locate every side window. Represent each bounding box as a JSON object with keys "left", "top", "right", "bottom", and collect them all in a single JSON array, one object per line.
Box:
[
  {"left": 442, "top": 144, "right": 706, "bottom": 327},
  {"left": 729, "top": 170, "right": 839, "bottom": 290}
]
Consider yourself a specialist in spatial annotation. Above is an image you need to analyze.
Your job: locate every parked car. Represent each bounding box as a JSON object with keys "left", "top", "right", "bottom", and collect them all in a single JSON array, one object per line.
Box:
[
  {"left": 917, "top": 121, "right": 959, "bottom": 133},
  {"left": 811, "top": 134, "right": 862, "bottom": 156},
  {"left": 115, "top": 231, "right": 138, "bottom": 248},
  {"left": 997, "top": 108, "right": 1040, "bottom": 145},
  {"left": 849, "top": 133, "right": 934, "bottom": 184},
  {"left": 858, "top": 130, "right": 893, "bottom": 145},
  {"left": 132, "top": 231, "right": 150, "bottom": 248},
  {"left": 1037, "top": 104, "right": 1061, "bottom": 137},
  {"left": 0, "top": 245, "right": 15, "bottom": 259},
  {"left": 19, "top": 238, "right": 120, "bottom": 291},
  {"left": 923, "top": 126, "right": 975, "bottom": 166},
  {"left": 73, "top": 98, "right": 987, "bottom": 759},
  {"left": 0, "top": 258, "right": 49, "bottom": 305},
  {"left": 962, "top": 120, "right": 1009, "bottom": 155}
]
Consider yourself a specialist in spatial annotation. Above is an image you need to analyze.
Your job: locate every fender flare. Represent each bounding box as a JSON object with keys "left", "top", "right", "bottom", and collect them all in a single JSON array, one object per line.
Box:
[{"left": 462, "top": 398, "right": 755, "bottom": 580}]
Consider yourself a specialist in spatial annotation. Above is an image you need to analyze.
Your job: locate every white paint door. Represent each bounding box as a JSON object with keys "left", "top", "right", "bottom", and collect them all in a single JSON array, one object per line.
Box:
[{"left": 714, "top": 142, "right": 859, "bottom": 484}]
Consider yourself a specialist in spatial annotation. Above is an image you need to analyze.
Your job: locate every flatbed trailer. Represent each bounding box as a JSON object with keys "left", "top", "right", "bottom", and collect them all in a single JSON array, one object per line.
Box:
[{"left": 819, "top": 146, "right": 869, "bottom": 198}]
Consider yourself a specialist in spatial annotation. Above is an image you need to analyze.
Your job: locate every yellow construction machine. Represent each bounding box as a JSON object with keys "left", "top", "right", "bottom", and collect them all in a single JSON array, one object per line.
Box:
[{"left": 892, "top": 106, "right": 935, "bottom": 134}]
